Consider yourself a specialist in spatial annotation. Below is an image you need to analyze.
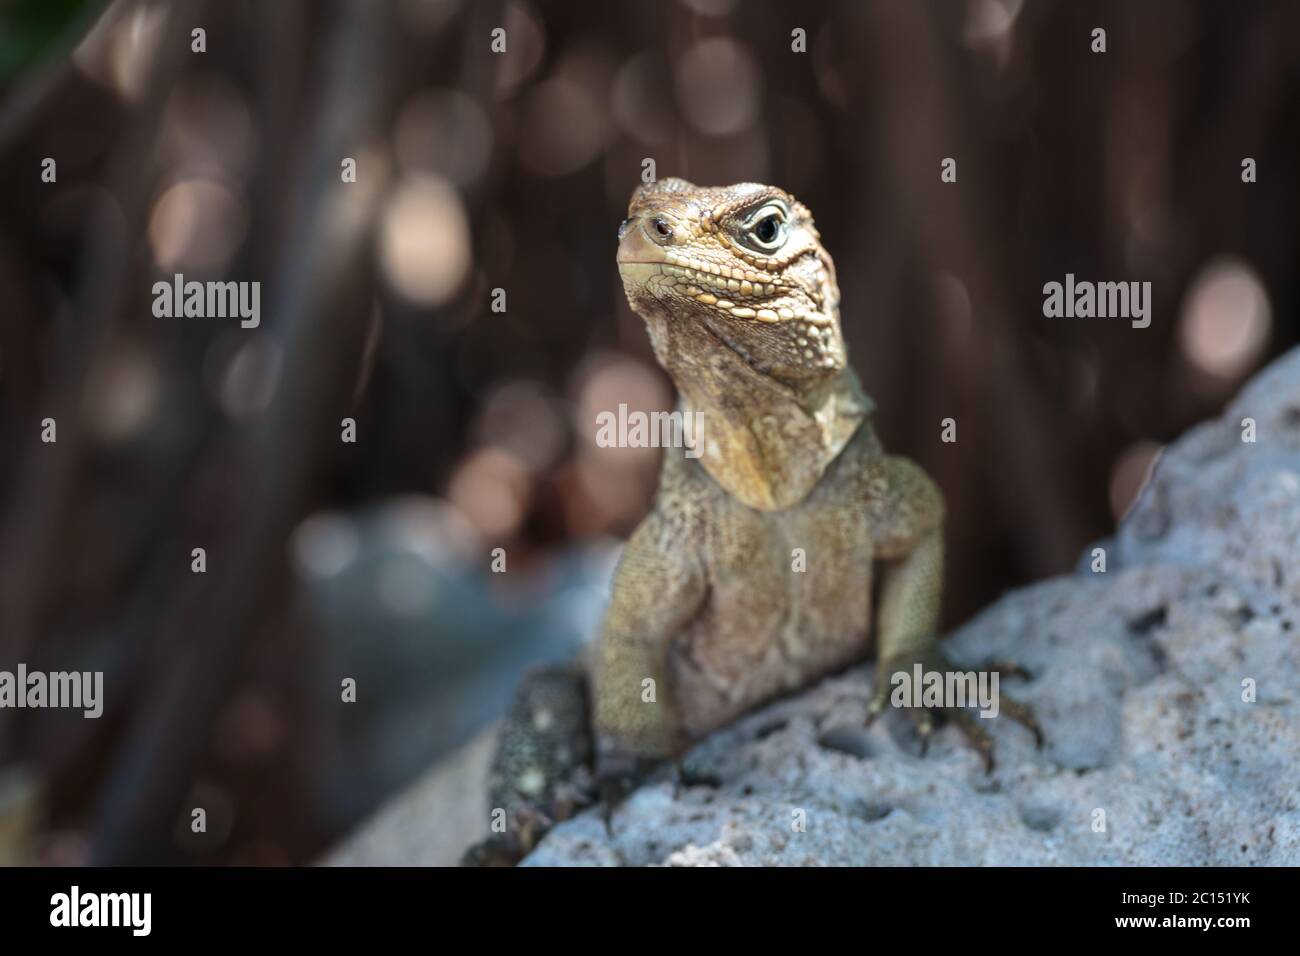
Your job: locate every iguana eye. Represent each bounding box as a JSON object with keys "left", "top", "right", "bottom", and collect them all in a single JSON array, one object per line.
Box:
[{"left": 745, "top": 205, "right": 788, "bottom": 251}]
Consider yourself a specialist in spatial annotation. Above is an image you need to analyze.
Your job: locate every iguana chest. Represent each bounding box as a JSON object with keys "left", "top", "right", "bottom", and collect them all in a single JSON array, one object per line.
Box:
[{"left": 667, "top": 426, "right": 883, "bottom": 737}]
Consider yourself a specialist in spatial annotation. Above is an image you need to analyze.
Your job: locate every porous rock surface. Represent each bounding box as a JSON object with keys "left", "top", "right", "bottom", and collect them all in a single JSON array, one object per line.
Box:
[{"left": 523, "top": 349, "right": 1300, "bottom": 866}]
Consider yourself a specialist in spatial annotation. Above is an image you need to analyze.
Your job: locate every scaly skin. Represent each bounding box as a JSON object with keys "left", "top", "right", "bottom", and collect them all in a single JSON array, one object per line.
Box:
[
  {"left": 460, "top": 663, "right": 593, "bottom": 866},
  {"left": 462, "top": 178, "right": 1039, "bottom": 865}
]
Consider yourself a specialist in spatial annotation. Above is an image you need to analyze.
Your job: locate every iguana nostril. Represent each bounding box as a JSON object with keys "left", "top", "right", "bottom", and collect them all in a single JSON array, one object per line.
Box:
[
  {"left": 617, "top": 218, "right": 633, "bottom": 240},
  {"left": 649, "top": 217, "right": 673, "bottom": 243}
]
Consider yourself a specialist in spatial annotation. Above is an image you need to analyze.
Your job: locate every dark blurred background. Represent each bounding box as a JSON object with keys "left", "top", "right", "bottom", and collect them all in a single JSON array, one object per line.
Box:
[{"left": 0, "top": 0, "right": 1296, "bottom": 864}]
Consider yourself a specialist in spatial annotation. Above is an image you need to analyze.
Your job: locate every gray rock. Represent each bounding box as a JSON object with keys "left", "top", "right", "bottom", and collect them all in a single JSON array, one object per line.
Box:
[
  {"left": 321, "top": 726, "right": 496, "bottom": 866},
  {"left": 523, "top": 348, "right": 1300, "bottom": 866}
]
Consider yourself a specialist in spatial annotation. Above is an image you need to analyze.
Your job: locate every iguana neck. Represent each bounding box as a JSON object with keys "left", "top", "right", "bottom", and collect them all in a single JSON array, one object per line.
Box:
[{"left": 647, "top": 313, "right": 872, "bottom": 511}]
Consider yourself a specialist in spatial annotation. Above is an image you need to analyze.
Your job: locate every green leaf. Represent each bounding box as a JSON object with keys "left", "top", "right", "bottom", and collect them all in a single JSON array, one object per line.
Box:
[{"left": 0, "top": 0, "right": 108, "bottom": 85}]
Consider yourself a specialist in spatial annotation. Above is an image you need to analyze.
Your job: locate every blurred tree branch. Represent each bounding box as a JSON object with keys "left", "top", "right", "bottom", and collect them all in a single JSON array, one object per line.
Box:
[
  {"left": 0, "top": 0, "right": 199, "bottom": 747},
  {"left": 89, "top": 0, "right": 393, "bottom": 865}
]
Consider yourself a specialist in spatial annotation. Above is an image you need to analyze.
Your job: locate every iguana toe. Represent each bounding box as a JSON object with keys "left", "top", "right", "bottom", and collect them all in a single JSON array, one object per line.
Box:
[{"left": 870, "top": 646, "right": 1043, "bottom": 771}]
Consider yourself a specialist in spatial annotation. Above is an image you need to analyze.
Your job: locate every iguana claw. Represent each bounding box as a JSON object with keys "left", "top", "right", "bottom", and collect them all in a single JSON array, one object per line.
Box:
[{"left": 867, "top": 645, "right": 1043, "bottom": 772}]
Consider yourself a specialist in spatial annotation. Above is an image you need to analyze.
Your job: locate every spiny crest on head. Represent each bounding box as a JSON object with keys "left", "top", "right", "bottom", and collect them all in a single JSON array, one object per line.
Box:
[{"left": 633, "top": 176, "right": 697, "bottom": 200}]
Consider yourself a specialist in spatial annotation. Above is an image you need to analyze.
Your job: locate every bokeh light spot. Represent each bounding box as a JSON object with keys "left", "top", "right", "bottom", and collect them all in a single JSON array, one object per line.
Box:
[
  {"left": 675, "top": 38, "right": 762, "bottom": 136},
  {"left": 148, "top": 178, "right": 249, "bottom": 274},
  {"left": 1177, "top": 257, "right": 1271, "bottom": 380},
  {"left": 378, "top": 175, "right": 472, "bottom": 306}
]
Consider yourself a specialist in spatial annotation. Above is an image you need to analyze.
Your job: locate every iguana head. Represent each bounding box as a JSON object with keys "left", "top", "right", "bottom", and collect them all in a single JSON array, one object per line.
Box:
[
  {"left": 614, "top": 178, "right": 869, "bottom": 512},
  {"left": 616, "top": 178, "right": 845, "bottom": 386}
]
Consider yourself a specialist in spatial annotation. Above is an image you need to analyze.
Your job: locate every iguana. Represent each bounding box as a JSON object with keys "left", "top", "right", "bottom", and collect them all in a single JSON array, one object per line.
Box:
[{"left": 462, "top": 178, "right": 1040, "bottom": 866}]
